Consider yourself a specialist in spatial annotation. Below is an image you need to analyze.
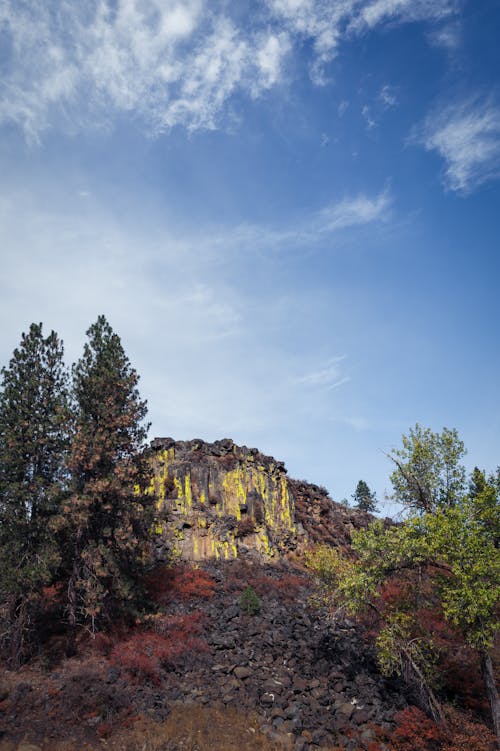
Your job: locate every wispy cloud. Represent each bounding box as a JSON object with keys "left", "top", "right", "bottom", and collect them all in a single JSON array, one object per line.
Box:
[
  {"left": 0, "top": 0, "right": 461, "bottom": 141},
  {"left": 362, "top": 105, "right": 377, "bottom": 130},
  {"left": 379, "top": 85, "right": 397, "bottom": 109},
  {"left": 271, "top": 0, "right": 460, "bottom": 78},
  {"left": 294, "top": 357, "right": 350, "bottom": 390},
  {"left": 0, "top": 1, "right": 289, "bottom": 142},
  {"left": 202, "top": 187, "right": 392, "bottom": 257},
  {"left": 361, "top": 85, "right": 398, "bottom": 130},
  {"left": 427, "top": 20, "right": 461, "bottom": 50},
  {"left": 414, "top": 97, "right": 500, "bottom": 193},
  {"left": 316, "top": 190, "right": 392, "bottom": 232},
  {"left": 346, "top": 0, "right": 459, "bottom": 33},
  {"left": 334, "top": 416, "right": 371, "bottom": 431}
]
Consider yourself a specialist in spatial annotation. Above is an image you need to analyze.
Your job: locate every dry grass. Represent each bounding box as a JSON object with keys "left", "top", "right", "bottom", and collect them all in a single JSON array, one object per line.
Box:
[
  {"left": 0, "top": 702, "right": 349, "bottom": 750},
  {"left": 105, "top": 705, "right": 286, "bottom": 750},
  {"left": 0, "top": 703, "right": 294, "bottom": 751}
]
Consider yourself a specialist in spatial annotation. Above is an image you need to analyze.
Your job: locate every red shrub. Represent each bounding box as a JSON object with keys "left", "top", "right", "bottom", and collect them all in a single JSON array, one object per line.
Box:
[
  {"left": 144, "top": 565, "right": 216, "bottom": 604},
  {"left": 224, "top": 568, "right": 305, "bottom": 602},
  {"left": 92, "top": 632, "right": 114, "bottom": 656},
  {"left": 111, "top": 611, "right": 209, "bottom": 684},
  {"left": 248, "top": 573, "right": 305, "bottom": 602},
  {"left": 391, "top": 707, "right": 443, "bottom": 751},
  {"left": 97, "top": 721, "right": 112, "bottom": 738},
  {"left": 234, "top": 517, "right": 256, "bottom": 538},
  {"left": 441, "top": 707, "right": 496, "bottom": 751}
]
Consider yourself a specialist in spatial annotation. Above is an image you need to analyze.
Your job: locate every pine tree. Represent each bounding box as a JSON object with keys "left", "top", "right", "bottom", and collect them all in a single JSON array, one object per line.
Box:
[
  {"left": 352, "top": 479, "right": 377, "bottom": 512},
  {"left": 58, "top": 316, "right": 155, "bottom": 631},
  {"left": 0, "top": 323, "right": 70, "bottom": 666}
]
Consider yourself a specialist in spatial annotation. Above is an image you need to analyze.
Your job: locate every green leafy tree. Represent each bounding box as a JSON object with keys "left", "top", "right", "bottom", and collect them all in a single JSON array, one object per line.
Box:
[
  {"left": 0, "top": 323, "right": 70, "bottom": 666},
  {"left": 57, "top": 316, "right": 156, "bottom": 632},
  {"left": 388, "top": 424, "right": 466, "bottom": 512},
  {"left": 308, "top": 440, "right": 500, "bottom": 746},
  {"left": 352, "top": 479, "right": 378, "bottom": 512}
]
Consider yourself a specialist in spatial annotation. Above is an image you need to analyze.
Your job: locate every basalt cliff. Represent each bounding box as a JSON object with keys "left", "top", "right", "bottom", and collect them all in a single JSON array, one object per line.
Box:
[{"left": 150, "top": 437, "right": 372, "bottom": 561}]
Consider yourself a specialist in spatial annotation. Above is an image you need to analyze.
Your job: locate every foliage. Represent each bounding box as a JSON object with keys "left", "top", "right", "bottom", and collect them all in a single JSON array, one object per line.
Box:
[
  {"left": 111, "top": 612, "right": 208, "bottom": 683},
  {"left": 247, "top": 572, "right": 305, "bottom": 602},
  {"left": 373, "top": 704, "right": 497, "bottom": 751},
  {"left": 55, "top": 315, "right": 157, "bottom": 631},
  {"left": 307, "top": 429, "right": 499, "bottom": 737},
  {"left": 441, "top": 706, "right": 497, "bottom": 751},
  {"left": 389, "top": 424, "right": 466, "bottom": 512},
  {"left": 0, "top": 323, "right": 70, "bottom": 666},
  {"left": 234, "top": 516, "right": 256, "bottom": 538},
  {"left": 240, "top": 585, "right": 261, "bottom": 615},
  {"left": 143, "top": 564, "right": 217, "bottom": 604},
  {"left": 391, "top": 706, "right": 444, "bottom": 751},
  {"left": 352, "top": 479, "right": 378, "bottom": 512}
]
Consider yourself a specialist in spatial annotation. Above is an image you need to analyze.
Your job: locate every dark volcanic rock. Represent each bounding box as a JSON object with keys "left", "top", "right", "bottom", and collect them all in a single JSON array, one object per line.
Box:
[{"left": 150, "top": 437, "right": 374, "bottom": 562}]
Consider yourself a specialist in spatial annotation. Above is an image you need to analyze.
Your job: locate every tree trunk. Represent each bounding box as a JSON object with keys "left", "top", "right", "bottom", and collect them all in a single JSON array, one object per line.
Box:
[
  {"left": 8, "top": 596, "right": 28, "bottom": 669},
  {"left": 480, "top": 649, "right": 500, "bottom": 750}
]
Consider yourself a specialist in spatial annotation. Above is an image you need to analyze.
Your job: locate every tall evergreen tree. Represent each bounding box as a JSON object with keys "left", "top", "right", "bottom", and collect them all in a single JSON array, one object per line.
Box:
[
  {"left": 352, "top": 479, "right": 378, "bottom": 512},
  {"left": 58, "top": 316, "right": 155, "bottom": 631},
  {"left": 0, "top": 323, "right": 70, "bottom": 666}
]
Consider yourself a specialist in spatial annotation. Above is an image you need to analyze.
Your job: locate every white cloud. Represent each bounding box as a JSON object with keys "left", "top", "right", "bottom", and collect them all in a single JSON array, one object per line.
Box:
[
  {"left": 415, "top": 98, "right": 500, "bottom": 193},
  {"left": 380, "top": 84, "right": 397, "bottom": 108},
  {"left": 269, "top": 0, "right": 461, "bottom": 76},
  {"left": 0, "top": 0, "right": 461, "bottom": 140},
  {"left": 338, "top": 100, "right": 349, "bottom": 117},
  {"left": 254, "top": 32, "right": 291, "bottom": 90},
  {"left": 0, "top": 1, "right": 288, "bottom": 141},
  {"left": 316, "top": 190, "right": 391, "bottom": 232},
  {"left": 198, "top": 188, "right": 392, "bottom": 254},
  {"left": 362, "top": 104, "right": 376, "bottom": 130},
  {"left": 347, "top": 0, "right": 458, "bottom": 33},
  {"left": 294, "top": 357, "right": 350, "bottom": 390},
  {"left": 427, "top": 21, "right": 461, "bottom": 50},
  {"left": 360, "top": 85, "right": 397, "bottom": 130}
]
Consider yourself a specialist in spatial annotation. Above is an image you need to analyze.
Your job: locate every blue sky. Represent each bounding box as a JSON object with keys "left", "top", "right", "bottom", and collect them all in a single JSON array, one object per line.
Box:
[{"left": 1, "top": 0, "right": 500, "bottom": 515}]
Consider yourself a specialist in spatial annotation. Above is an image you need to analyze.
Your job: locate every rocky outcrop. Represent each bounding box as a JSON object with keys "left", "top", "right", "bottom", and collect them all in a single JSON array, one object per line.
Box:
[
  {"left": 150, "top": 438, "right": 372, "bottom": 562},
  {"left": 150, "top": 438, "right": 304, "bottom": 561},
  {"left": 291, "top": 479, "right": 374, "bottom": 548}
]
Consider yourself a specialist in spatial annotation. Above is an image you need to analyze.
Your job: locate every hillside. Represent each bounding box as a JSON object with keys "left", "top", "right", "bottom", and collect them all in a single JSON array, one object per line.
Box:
[{"left": 0, "top": 439, "right": 496, "bottom": 751}]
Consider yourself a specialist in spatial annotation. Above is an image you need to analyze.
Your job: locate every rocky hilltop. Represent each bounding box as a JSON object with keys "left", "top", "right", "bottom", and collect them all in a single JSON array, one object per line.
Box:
[{"left": 150, "top": 437, "right": 373, "bottom": 561}]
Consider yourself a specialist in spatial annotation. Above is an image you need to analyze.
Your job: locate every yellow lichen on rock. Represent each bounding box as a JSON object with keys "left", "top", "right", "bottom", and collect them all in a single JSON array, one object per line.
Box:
[{"left": 149, "top": 438, "right": 299, "bottom": 561}]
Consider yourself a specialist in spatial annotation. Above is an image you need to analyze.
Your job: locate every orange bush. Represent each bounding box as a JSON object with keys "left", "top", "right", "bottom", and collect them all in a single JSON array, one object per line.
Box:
[
  {"left": 390, "top": 707, "right": 443, "bottom": 751},
  {"left": 248, "top": 573, "right": 305, "bottom": 601},
  {"left": 143, "top": 565, "right": 216, "bottom": 604},
  {"left": 111, "top": 611, "right": 209, "bottom": 684},
  {"left": 441, "top": 707, "right": 496, "bottom": 751}
]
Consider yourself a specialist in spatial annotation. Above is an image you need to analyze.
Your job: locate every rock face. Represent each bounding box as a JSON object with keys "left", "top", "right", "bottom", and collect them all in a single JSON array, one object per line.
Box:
[
  {"left": 150, "top": 437, "right": 304, "bottom": 561},
  {"left": 150, "top": 437, "right": 374, "bottom": 562}
]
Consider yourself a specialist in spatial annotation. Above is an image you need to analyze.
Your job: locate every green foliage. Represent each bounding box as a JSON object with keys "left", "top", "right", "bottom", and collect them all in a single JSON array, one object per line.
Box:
[
  {"left": 56, "top": 315, "right": 157, "bottom": 631},
  {"left": 240, "top": 585, "right": 260, "bottom": 615},
  {"left": 0, "top": 323, "right": 70, "bottom": 665},
  {"left": 389, "top": 424, "right": 466, "bottom": 512},
  {"left": 352, "top": 479, "right": 378, "bottom": 512},
  {"left": 308, "top": 428, "right": 499, "bottom": 732}
]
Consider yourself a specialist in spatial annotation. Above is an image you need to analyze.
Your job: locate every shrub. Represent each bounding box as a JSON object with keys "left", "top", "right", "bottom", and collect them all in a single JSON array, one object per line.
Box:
[
  {"left": 234, "top": 517, "right": 256, "bottom": 538},
  {"left": 441, "top": 706, "right": 496, "bottom": 751},
  {"left": 240, "top": 586, "right": 260, "bottom": 615},
  {"left": 143, "top": 565, "right": 216, "bottom": 604},
  {"left": 249, "top": 573, "right": 304, "bottom": 602},
  {"left": 391, "top": 706, "right": 443, "bottom": 751},
  {"left": 111, "top": 611, "right": 209, "bottom": 684}
]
